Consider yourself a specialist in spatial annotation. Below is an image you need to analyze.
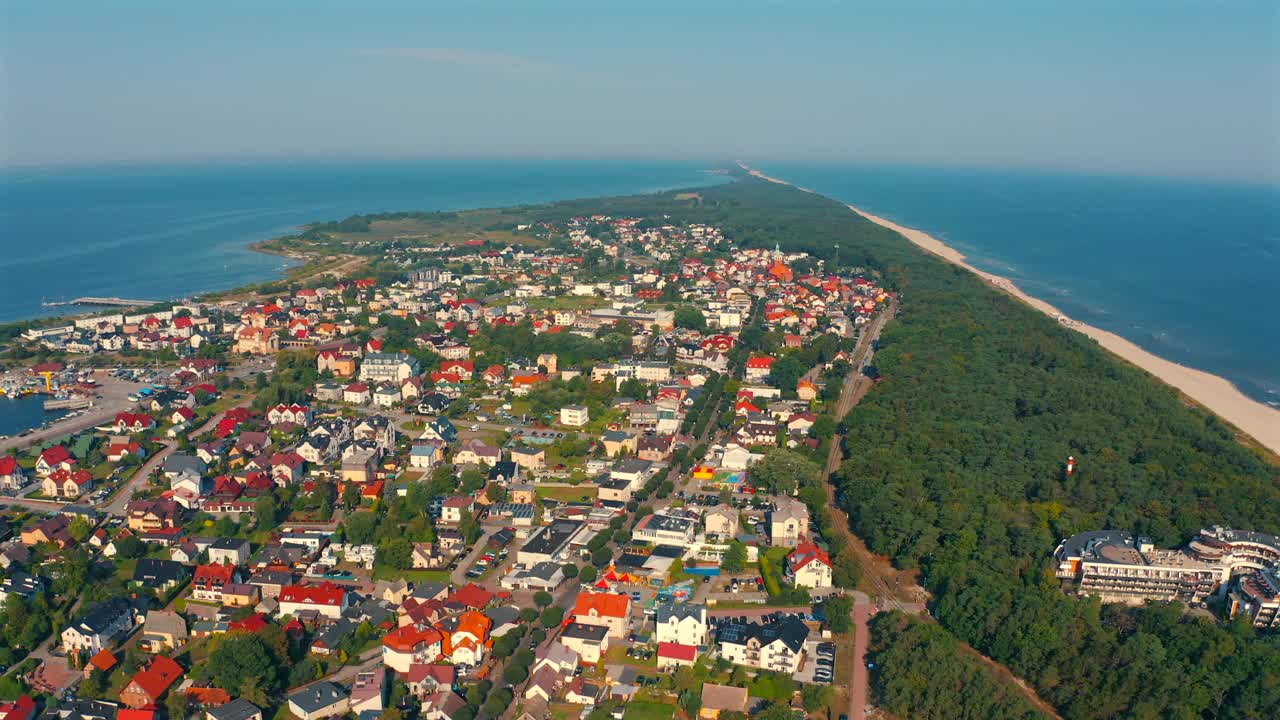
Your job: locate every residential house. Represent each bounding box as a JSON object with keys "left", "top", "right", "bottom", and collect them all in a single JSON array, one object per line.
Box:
[
  {"left": 349, "top": 670, "right": 386, "bottom": 715},
  {"left": 278, "top": 583, "right": 349, "bottom": 620},
  {"left": 234, "top": 327, "right": 279, "bottom": 355},
  {"left": 206, "top": 700, "right": 262, "bottom": 720},
  {"left": 704, "top": 504, "right": 738, "bottom": 538},
  {"left": 698, "top": 684, "right": 749, "bottom": 720},
  {"left": 454, "top": 440, "right": 500, "bottom": 468},
  {"left": 139, "top": 610, "right": 187, "bottom": 653},
  {"left": 571, "top": 593, "right": 631, "bottom": 639},
  {"left": 558, "top": 622, "right": 609, "bottom": 665},
  {"left": 600, "top": 430, "right": 636, "bottom": 458},
  {"left": 656, "top": 642, "right": 697, "bottom": 669},
  {"left": 192, "top": 564, "right": 240, "bottom": 603},
  {"left": 132, "top": 559, "right": 189, "bottom": 594},
  {"left": 419, "top": 690, "right": 467, "bottom": 720},
  {"left": 41, "top": 469, "right": 94, "bottom": 498},
  {"left": 61, "top": 598, "right": 137, "bottom": 653},
  {"left": 655, "top": 602, "right": 707, "bottom": 647},
  {"left": 382, "top": 625, "right": 445, "bottom": 673},
  {"left": 439, "top": 496, "right": 474, "bottom": 524},
  {"left": 769, "top": 497, "right": 809, "bottom": 548},
  {"left": 343, "top": 383, "right": 371, "bottom": 405},
  {"left": 287, "top": 682, "right": 349, "bottom": 720},
  {"left": 21, "top": 515, "right": 72, "bottom": 547},
  {"left": 784, "top": 540, "right": 832, "bottom": 589},
  {"left": 208, "top": 538, "right": 251, "bottom": 565},
  {"left": 36, "top": 445, "right": 76, "bottom": 477},
  {"left": 120, "top": 655, "right": 183, "bottom": 709},
  {"left": 716, "top": 617, "right": 808, "bottom": 673},
  {"left": 559, "top": 405, "right": 589, "bottom": 427},
  {"left": 511, "top": 446, "right": 545, "bottom": 473},
  {"left": 0, "top": 456, "right": 29, "bottom": 491}
]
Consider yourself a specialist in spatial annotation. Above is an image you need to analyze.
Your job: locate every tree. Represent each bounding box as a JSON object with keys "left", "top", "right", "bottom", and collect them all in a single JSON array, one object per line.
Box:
[
  {"left": 674, "top": 305, "right": 707, "bottom": 332},
  {"left": 823, "top": 595, "right": 853, "bottom": 634},
  {"left": 460, "top": 468, "right": 485, "bottom": 494},
  {"left": 114, "top": 534, "right": 144, "bottom": 559},
  {"left": 379, "top": 538, "right": 413, "bottom": 569},
  {"left": 579, "top": 566, "right": 598, "bottom": 583},
  {"left": 165, "top": 683, "right": 189, "bottom": 720},
  {"left": 519, "top": 607, "right": 539, "bottom": 623},
  {"left": 757, "top": 701, "right": 795, "bottom": 720},
  {"left": 458, "top": 509, "right": 481, "bottom": 544},
  {"left": 344, "top": 511, "right": 380, "bottom": 545},
  {"left": 207, "top": 633, "right": 280, "bottom": 697},
  {"left": 482, "top": 688, "right": 513, "bottom": 718},
  {"left": 562, "top": 563, "right": 579, "bottom": 579},
  {"left": 809, "top": 415, "right": 837, "bottom": 440},
  {"left": 801, "top": 683, "right": 833, "bottom": 712},
  {"left": 343, "top": 482, "right": 362, "bottom": 509},
  {"left": 533, "top": 591, "right": 554, "bottom": 609},
  {"left": 539, "top": 607, "right": 564, "bottom": 628},
  {"left": 254, "top": 495, "right": 278, "bottom": 531},
  {"left": 749, "top": 448, "right": 820, "bottom": 495},
  {"left": 67, "top": 516, "right": 91, "bottom": 542},
  {"left": 678, "top": 688, "right": 702, "bottom": 716},
  {"left": 590, "top": 547, "right": 612, "bottom": 568},
  {"left": 722, "top": 541, "right": 747, "bottom": 573}
]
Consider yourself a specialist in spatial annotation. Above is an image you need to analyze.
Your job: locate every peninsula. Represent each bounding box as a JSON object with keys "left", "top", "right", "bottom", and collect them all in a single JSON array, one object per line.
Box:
[{"left": 0, "top": 174, "right": 1276, "bottom": 720}]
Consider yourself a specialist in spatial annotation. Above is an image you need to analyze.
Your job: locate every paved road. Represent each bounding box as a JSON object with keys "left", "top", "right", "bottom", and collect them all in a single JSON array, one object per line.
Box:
[
  {"left": 98, "top": 406, "right": 231, "bottom": 516},
  {"left": 449, "top": 527, "right": 499, "bottom": 586}
]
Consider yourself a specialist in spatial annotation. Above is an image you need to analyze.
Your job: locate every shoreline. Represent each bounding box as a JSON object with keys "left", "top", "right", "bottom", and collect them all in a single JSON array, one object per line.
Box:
[{"left": 742, "top": 165, "right": 1280, "bottom": 456}]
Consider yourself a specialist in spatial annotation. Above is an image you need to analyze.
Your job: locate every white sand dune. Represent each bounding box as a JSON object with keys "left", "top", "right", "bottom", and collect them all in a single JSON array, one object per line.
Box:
[{"left": 743, "top": 165, "right": 1280, "bottom": 455}]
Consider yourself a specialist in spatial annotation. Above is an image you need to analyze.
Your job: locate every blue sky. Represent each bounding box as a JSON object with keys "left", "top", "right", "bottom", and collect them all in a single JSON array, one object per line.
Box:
[{"left": 2, "top": 0, "right": 1276, "bottom": 181}]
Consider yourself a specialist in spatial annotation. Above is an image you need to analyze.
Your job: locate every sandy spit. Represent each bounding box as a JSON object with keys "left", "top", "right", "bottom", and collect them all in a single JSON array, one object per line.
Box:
[{"left": 742, "top": 165, "right": 1280, "bottom": 455}]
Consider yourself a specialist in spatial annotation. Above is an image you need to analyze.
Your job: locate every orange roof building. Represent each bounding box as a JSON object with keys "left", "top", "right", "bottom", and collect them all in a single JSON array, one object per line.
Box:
[
  {"left": 120, "top": 655, "right": 183, "bottom": 709},
  {"left": 572, "top": 592, "right": 631, "bottom": 639}
]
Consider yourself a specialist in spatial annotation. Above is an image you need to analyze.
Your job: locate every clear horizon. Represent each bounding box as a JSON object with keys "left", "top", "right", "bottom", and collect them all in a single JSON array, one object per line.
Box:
[{"left": 2, "top": 0, "right": 1277, "bottom": 183}]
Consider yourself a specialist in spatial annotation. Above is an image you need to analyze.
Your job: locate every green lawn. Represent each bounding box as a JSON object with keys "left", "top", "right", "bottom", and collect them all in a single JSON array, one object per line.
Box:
[
  {"left": 623, "top": 701, "right": 675, "bottom": 720},
  {"left": 372, "top": 567, "right": 449, "bottom": 583},
  {"left": 535, "top": 485, "right": 598, "bottom": 503}
]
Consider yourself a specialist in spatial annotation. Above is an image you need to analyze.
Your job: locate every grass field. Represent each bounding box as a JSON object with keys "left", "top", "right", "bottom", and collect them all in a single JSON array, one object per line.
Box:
[
  {"left": 535, "top": 485, "right": 598, "bottom": 503},
  {"left": 622, "top": 702, "right": 675, "bottom": 720},
  {"left": 373, "top": 567, "right": 450, "bottom": 583}
]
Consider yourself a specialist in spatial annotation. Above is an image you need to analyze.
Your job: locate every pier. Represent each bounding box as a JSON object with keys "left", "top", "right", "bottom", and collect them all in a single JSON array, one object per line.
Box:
[
  {"left": 41, "top": 296, "right": 159, "bottom": 308},
  {"left": 44, "top": 397, "right": 92, "bottom": 411}
]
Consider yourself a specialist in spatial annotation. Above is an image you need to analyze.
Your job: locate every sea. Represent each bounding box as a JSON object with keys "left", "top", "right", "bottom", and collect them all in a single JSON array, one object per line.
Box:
[
  {"left": 0, "top": 159, "right": 729, "bottom": 324},
  {"left": 766, "top": 163, "right": 1280, "bottom": 407},
  {"left": 0, "top": 394, "right": 67, "bottom": 438},
  {"left": 0, "top": 159, "right": 728, "bottom": 435},
  {"left": 1, "top": 158, "right": 1276, "bottom": 415}
]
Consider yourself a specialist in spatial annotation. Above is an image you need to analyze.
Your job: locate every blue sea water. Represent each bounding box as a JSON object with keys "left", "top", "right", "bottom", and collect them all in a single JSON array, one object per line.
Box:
[
  {"left": 0, "top": 159, "right": 725, "bottom": 436},
  {"left": 767, "top": 163, "right": 1280, "bottom": 407},
  {"left": 0, "top": 394, "right": 67, "bottom": 437},
  {"left": 0, "top": 159, "right": 727, "bottom": 325}
]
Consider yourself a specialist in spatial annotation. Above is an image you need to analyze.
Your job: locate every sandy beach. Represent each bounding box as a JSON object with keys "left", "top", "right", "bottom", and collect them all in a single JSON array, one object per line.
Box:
[{"left": 743, "top": 165, "right": 1280, "bottom": 456}]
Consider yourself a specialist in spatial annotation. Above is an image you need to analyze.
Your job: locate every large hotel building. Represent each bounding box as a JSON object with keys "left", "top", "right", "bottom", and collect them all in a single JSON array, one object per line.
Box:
[{"left": 1054, "top": 526, "right": 1280, "bottom": 628}]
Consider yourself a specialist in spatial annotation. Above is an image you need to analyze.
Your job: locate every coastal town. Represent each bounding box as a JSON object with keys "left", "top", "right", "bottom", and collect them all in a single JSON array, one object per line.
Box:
[{"left": 0, "top": 213, "right": 894, "bottom": 720}]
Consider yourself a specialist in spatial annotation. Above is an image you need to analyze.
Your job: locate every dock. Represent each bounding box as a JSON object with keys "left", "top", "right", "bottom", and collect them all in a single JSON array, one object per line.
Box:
[
  {"left": 41, "top": 296, "right": 159, "bottom": 308},
  {"left": 44, "top": 397, "right": 92, "bottom": 410}
]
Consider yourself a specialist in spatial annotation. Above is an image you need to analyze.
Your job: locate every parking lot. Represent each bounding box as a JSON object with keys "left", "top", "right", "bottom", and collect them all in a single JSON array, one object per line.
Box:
[{"left": 794, "top": 639, "right": 838, "bottom": 685}]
